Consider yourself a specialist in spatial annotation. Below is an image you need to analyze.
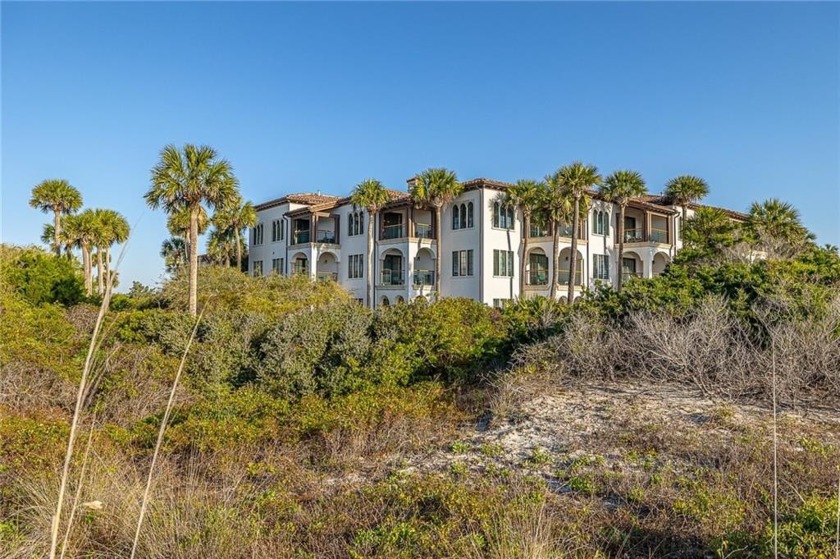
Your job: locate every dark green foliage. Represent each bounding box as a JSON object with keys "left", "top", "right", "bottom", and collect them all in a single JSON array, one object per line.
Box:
[
  {"left": 0, "top": 245, "right": 84, "bottom": 306},
  {"left": 258, "top": 301, "right": 374, "bottom": 398}
]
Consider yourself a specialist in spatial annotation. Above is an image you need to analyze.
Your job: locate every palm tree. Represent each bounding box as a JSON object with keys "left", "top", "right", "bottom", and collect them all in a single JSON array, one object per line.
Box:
[
  {"left": 555, "top": 162, "right": 601, "bottom": 303},
  {"left": 167, "top": 205, "right": 209, "bottom": 263},
  {"left": 213, "top": 195, "right": 257, "bottom": 271},
  {"left": 160, "top": 237, "right": 187, "bottom": 274},
  {"left": 350, "top": 179, "right": 391, "bottom": 307},
  {"left": 746, "top": 198, "right": 814, "bottom": 258},
  {"left": 145, "top": 144, "right": 238, "bottom": 315},
  {"left": 599, "top": 170, "right": 647, "bottom": 290},
  {"left": 504, "top": 179, "right": 544, "bottom": 297},
  {"left": 96, "top": 209, "right": 130, "bottom": 287},
  {"left": 206, "top": 227, "right": 237, "bottom": 266},
  {"left": 63, "top": 210, "right": 99, "bottom": 296},
  {"left": 664, "top": 175, "right": 710, "bottom": 238},
  {"left": 29, "top": 179, "right": 83, "bottom": 256},
  {"left": 409, "top": 168, "right": 463, "bottom": 299},
  {"left": 680, "top": 206, "right": 739, "bottom": 263},
  {"left": 541, "top": 172, "right": 573, "bottom": 299},
  {"left": 41, "top": 224, "right": 75, "bottom": 258}
]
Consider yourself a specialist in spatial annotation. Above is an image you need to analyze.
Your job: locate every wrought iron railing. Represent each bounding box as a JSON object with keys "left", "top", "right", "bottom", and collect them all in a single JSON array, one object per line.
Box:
[
  {"left": 557, "top": 270, "right": 583, "bottom": 286},
  {"left": 414, "top": 223, "right": 433, "bottom": 239},
  {"left": 527, "top": 269, "right": 549, "bottom": 286},
  {"left": 316, "top": 229, "right": 336, "bottom": 243},
  {"left": 316, "top": 272, "right": 338, "bottom": 281}
]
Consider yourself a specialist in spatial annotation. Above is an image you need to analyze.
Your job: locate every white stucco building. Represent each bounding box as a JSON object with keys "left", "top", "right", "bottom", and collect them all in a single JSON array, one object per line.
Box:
[{"left": 248, "top": 178, "right": 745, "bottom": 307}]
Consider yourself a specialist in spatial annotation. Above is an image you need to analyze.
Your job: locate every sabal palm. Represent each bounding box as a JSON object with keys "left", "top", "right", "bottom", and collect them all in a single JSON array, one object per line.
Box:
[
  {"left": 747, "top": 198, "right": 813, "bottom": 258},
  {"left": 29, "top": 179, "right": 83, "bottom": 256},
  {"left": 96, "top": 209, "right": 130, "bottom": 288},
  {"left": 63, "top": 210, "right": 99, "bottom": 296},
  {"left": 553, "top": 162, "right": 601, "bottom": 303},
  {"left": 160, "top": 237, "right": 187, "bottom": 274},
  {"left": 213, "top": 196, "right": 257, "bottom": 271},
  {"left": 145, "top": 144, "right": 238, "bottom": 315},
  {"left": 681, "top": 207, "right": 739, "bottom": 262},
  {"left": 541, "top": 172, "right": 573, "bottom": 299},
  {"left": 600, "top": 170, "right": 647, "bottom": 290},
  {"left": 504, "top": 179, "right": 544, "bottom": 297},
  {"left": 351, "top": 179, "right": 391, "bottom": 307},
  {"left": 665, "top": 175, "right": 709, "bottom": 232},
  {"left": 167, "top": 205, "right": 209, "bottom": 262},
  {"left": 41, "top": 224, "right": 75, "bottom": 258},
  {"left": 409, "top": 168, "right": 463, "bottom": 299},
  {"left": 206, "top": 227, "right": 238, "bottom": 267}
]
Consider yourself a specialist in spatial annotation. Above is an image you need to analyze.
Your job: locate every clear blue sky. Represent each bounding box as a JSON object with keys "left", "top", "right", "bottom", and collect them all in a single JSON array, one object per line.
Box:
[{"left": 2, "top": 2, "right": 838, "bottom": 290}]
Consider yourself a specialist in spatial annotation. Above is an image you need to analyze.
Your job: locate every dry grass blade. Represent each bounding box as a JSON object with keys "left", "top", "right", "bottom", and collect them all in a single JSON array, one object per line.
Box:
[
  {"left": 58, "top": 417, "right": 96, "bottom": 559},
  {"left": 48, "top": 272, "right": 114, "bottom": 559},
  {"left": 129, "top": 309, "right": 204, "bottom": 559}
]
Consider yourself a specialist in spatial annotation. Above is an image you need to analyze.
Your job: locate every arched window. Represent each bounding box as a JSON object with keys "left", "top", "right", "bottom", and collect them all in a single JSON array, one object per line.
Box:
[
  {"left": 467, "top": 202, "right": 474, "bottom": 228},
  {"left": 452, "top": 204, "right": 460, "bottom": 229},
  {"left": 492, "top": 202, "right": 501, "bottom": 228},
  {"left": 359, "top": 212, "right": 364, "bottom": 234},
  {"left": 460, "top": 204, "right": 467, "bottom": 229}
]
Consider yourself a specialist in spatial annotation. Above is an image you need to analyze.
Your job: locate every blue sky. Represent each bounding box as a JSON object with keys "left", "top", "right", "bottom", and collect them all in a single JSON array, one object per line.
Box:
[{"left": 2, "top": 2, "right": 838, "bottom": 290}]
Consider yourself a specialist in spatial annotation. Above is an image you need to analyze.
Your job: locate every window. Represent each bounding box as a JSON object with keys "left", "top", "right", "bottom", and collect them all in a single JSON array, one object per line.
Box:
[
  {"left": 252, "top": 260, "right": 263, "bottom": 277},
  {"left": 348, "top": 211, "right": 365, "bottom": 236},
  {"left": 293, "top": 258, "right": 308, "bottom": 276},
  {"left": 272, "top": 258, "right": 284, "bottom": 275},
  {"left": 493, "top": 298, "right": 511, "bottom": 309},
  {"left": 593, "top": 211, "right": 610, "bottom": 235},
  {"left": 452, "top": 249, "right": 474, "bottom": 277},
  {"left": 452, "top": 201, "right": 473, "bottom": 230},
  {"left": 530, "top": 217, "right": 548, "bottom": 238},
  {"left": 622, "top": 257, "right": 637, "bottom": 276},
  {"left": 594, "top": 254, "right": 610, "bottom": 280},
  {"left": 528, "top": 252, "right": 549, "bottom": 285},
  {"left": 253, "top": 223, "right": 264, "bottom": 245},
  {"left": 493, "top": 250, "right": 514, "bottom": 277},
  {"left": 493, "top": 202, "right": 515, "bottom": 230},
  {"left": 348, "top": 254, "right": 364, "bottom": 279}
]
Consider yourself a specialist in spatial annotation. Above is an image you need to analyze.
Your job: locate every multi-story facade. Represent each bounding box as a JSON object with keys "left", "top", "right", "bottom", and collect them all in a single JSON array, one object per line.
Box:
[{"left": 248, "top": 178, "right": 745, "bottom": 307}]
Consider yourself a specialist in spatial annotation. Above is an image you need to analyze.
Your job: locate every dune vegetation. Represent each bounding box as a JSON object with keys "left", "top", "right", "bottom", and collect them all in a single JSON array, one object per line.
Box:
[{"left": 1, "top": 237, "right": 839, "bottom": 558}]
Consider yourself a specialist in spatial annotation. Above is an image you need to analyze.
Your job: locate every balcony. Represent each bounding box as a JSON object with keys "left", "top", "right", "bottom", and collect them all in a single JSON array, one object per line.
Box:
[
  {"left": 527, "top": 269, "right": 549, "bottom": 286},
  {"left": 557, "top": 270, "right": 583, "bottom": 286},
  {"left": 414, "top": 223, "right": 433, "bottom": 239},
  {"left": 292, "top": 230, "right": 310, "bottom": 245},
  {"left": 622, "top": 227, "right": 670, "bottom": 244},
  {"left": 315, "top": 229, "right": 337, "bottom": 244},
  {"left": 413, "top": 269, "right": 435, "bottom": 286},
  {"left": 622, "top": 271, "right": 643, "bottom": 282},
  {"left": 380, "top": 269, "right": 405, "bottom": 286},
  {"left": 381, "top": 224, "right": 404, "bottom": 240},
  {"left": 316, "top": 272, "right": 338, "bottom": 281}
]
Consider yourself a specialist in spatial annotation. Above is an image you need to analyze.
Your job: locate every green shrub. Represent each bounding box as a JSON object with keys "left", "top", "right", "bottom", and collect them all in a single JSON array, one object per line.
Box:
[
  {"left": 764, "top": 494, "right": 840, "bottom": 558},
  {"left": 0, "top": 244, "right": 84, "bottom": 306}
]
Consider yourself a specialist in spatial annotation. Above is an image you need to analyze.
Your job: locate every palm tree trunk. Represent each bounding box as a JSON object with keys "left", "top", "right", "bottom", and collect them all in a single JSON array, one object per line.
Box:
[
  {"left": 567, "top": 196, "right": 580, "bottom": 304},
  {"left": 104, "top": 247, "right": 111, "bottom": 287},
  {"left": 235, "top": 231, "right": 242, "bottom": 271},
  {"left": 520, "top": 212, "right": 530, "bottom": 298},
  {"left": 434, "top": 205, "right": 442, "bottom": 300},
  {"left": 550, "top": 221, "right": 560, "bottom": 299},
  {"left": 96, "top": 249, "right": 105, "bottom": 293},
  {"left": 189, "top": 208, "right": 199, "bottom": 316},
  {"left": 617, "top": 204, "right": 626, "bottom": 290},
  {"left": 53, "top": 210, "right": 62, "bottom": 257},
  {"left": 82, "top": 244, "right": 92, "bottom": 296},
  {"left": 366, "top": 211, "right": 374, "bottom": 308}
]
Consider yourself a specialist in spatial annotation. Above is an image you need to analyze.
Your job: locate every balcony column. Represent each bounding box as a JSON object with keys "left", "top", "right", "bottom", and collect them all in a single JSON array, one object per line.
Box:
[
  {"left": 407, "top": 206, "right": 414, "bottom": 239},
  {"left": 643, "top": 212, "right": 650, "bottom": 242},
  {"left": 310, "top": 214, "right": 316, "bottom": 242},
  {"left": 335, "top": 215, "right": 340, "bottom": 244}
]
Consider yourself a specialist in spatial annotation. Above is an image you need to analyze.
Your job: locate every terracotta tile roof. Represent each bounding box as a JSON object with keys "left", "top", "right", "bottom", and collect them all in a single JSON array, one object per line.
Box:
[{"left": 254, "top": 192, "right": 340, "bottom": 211}]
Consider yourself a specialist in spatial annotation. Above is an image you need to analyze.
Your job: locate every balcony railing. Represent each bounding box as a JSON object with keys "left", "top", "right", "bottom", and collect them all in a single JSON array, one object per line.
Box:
[
  {"left": 380, "top": 269, "right": 405, "bottom": 286},
  {"left": 315, "top": 229, "right": 337, "bottom": 244},
  {"left": 623, "top": 228, "right": 645, "bottom": 242},
  {"left": 650, "top": 228, "right": 669, "bottom": 243},
  {"left": 381, "top": 224, "right": 404, "bottom": 240},
  {"left": 414, "top": 223, "right": 433, "bottom": 239},
  {"left": 529, "top": 224, "right": 549, "bottom": 238},
  {"left": 292, "top": 230, "right": 310, "bottom": 244},
  {"left": 413, "top": 269, "right": 435, "bottom": 286},
  {"left": 622, "top": 271, "right": 643, "bottom": 281},
  {"left": 527, "top": 269, "right": 549, "bottom": 286},
  {"left": 316, "top": 272, "right": 338, "bottom": 281},
  {"left": 557, "top": 270, "right": 583, "bottom": 286}
]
